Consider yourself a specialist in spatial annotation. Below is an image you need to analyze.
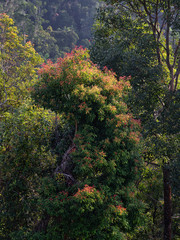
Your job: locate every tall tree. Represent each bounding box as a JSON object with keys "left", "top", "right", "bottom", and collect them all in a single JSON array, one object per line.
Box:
[
  {"left": 0, "top": 0, "right": 103, "bottom": 60},
  {"left": 0, "top": 13, "right": 42, "bottom": 113},
  {"left": 0, "top": 0, "right": 61, "bottom": 60},
  {"left": 30, "top": 47, "right": 143, "bottom": 239},
  {"left": 0, "top": 0, "right": 44, "bottom": 40},
  {"left": 42, "top": 0, "right": 102, "bottom": 48},
  {"left": 0, "top": 102, "right": 57, "bottom": 239},
  {"left": 91, "top": 1, "right": 180, "bottom": 239}
]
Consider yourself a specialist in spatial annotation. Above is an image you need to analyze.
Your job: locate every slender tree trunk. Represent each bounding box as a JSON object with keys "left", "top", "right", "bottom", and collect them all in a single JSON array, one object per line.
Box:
[{"left": 163, "top": 166, "right": 172, "bottom": 240}]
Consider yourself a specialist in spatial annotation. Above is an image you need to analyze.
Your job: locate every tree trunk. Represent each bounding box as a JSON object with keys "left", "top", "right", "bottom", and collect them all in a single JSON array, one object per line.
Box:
[{"left": 163, "top": 166, "right": 172, "bottom": 240}]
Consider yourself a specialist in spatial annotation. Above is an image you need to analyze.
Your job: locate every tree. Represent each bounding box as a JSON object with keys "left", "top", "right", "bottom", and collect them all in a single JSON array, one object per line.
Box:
[
  {"left": 0, "top": 13, "right": 42, "bottom": 113},
  {"left": 0, "top": 101, "right": 57, "bottom": 239},
  {"left": 104, "top": 0, "right": 180, "bottom": 91},
  {"left": 91, "top": 1, "right": 180, "bottom": 239},
  {"left": 0, "top": 0, "right": 103, "bottom": 61},
  {"left": 30, "top": 47, "right": 144, "bottom": 239},
  {"left": 42, "top": 0, "right": 102, "bottom": 49},
  {"left": 0, "top": 0, "right": 45, "bottom": 42},
  {"left": 0, "top": 0, "right": 61, "bottom": 61}
]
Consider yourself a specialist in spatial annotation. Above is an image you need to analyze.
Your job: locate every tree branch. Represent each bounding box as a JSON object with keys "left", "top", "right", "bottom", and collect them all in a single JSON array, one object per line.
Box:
[
  {"left": 173, "top": 39, "right": 180, "bottom": 69},
  {"left": 174, "top": 59, "right": 180, "bottom": 91}
]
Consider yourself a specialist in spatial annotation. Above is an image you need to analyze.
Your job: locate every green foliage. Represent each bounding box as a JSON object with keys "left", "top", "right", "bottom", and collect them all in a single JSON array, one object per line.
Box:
[
  {"left": 0, "top": 13, "right": 42, "bottom": 113},
  {"left": 0, "top": 0, "right": 103, "bottom": 61},
  {"left": 42, "top": 0, "right": 101, "bottom": 49},
  {"left": 0, "top": 101, "right": 57, "bottom": 239},
  {"left": 33, "top": 26, "right": 60, "bottom": 61},
  {"left": 0, "top": 0, "right": 58, "bottom": 60},
  {"left": 30, "top": 47, "right": 144, "bottom": 239},
  {"left": 91, "top": 1, "right": 180, "bottom": 239},
  {"left": 133, "top": 166, "right": 164, "bottom": 240},
  {"left": 90, "top": 6, "right": 166, "bottom": 128}
]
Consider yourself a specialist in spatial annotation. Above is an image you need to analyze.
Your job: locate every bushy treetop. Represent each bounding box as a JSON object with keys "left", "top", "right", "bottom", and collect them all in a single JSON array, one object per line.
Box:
[
  {"left": 31, "top": 47, "right": 143, "bottom": 239},
  {"left": 0, "top": 13, "right": 42, "bottom": 112}
]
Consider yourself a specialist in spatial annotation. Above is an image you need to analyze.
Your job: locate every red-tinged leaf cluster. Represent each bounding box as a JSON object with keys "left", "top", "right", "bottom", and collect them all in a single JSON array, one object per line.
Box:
[
  {"left": 31, "top": 47, "right": 144, "bottom": 239},
  {"left": 109, "top": 204, "right": 127, "bottom": 216},
  {"left": 116, "top": 205, "right": 127, "bottom": 214},
  {"left": 32, "top": 47, "right": 131, "bottom": 123},
  {"left": 74, "top": 184, "right": 97, "bottom": 198}
]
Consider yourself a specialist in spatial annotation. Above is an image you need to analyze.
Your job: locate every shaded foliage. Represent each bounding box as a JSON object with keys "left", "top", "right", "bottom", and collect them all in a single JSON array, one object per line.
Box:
[
  {"left": 0, "top": 0, "right": 103, "bottom": 60},
  {"left": 30, "top": 47, "right": 144, "bottom": 239},
  {"left": 91, "top": 1, "right": 180, "bottom": 239},
  {"left": 0, "top": 102, "right": 57, "bottom": 239}
]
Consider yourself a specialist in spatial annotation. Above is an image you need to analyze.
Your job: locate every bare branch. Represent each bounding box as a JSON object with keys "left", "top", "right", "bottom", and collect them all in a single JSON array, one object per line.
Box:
[
  {"left": 60, "top": 144, "right": 76, "bottom": 172},
  {"left": 54, "top": 167, "right": 75, "bottom": 183},
  {"left": 159, "top": 18, "right": 166, "bottom": 37},
  {"left": 61, "top": 173, "right": 75, "bottom": 182},
  {"left": 129, "top": 1, "right": 151, "bottom": 24},
  {"left": 173, "top": 39, "right": 180, "bottom": 68},
  {"left": 166, "top": 0, "right": 171, "bottom": 70},
  {"left": 155, "top": 0, "right": 159, "bottom": 35},
  {"left": 158, "top": 40, "right": 167, "bottom": 51},
  {"left": 174, "top": 59, "right": 180, "bottom": 91}
]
